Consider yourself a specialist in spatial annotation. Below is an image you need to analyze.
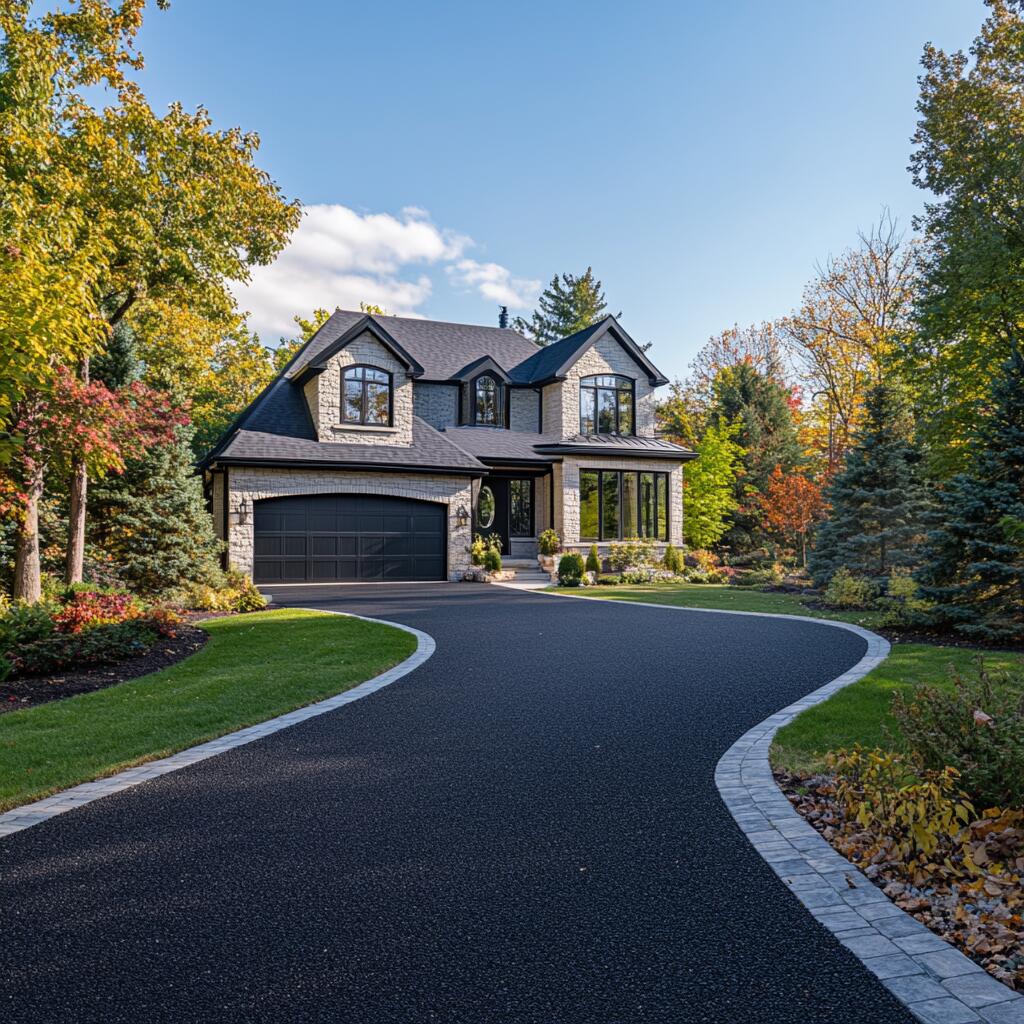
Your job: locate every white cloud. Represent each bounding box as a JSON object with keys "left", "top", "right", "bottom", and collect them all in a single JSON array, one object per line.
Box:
[
  {"left": 446, "top": 259, "right": 541, "bottom": 309},
  {"left": 231, "top": 203, "right": 534, "bottom": 340}
]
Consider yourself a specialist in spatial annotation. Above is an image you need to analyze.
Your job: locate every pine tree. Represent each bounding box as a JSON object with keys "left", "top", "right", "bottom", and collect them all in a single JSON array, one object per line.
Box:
[
  {"left": 708, "top": 362, "right": 802, "bottom": 551},
  {"left": 513, "top": 267, "right": 611, "bottom": 345},
  {"left": 809, "top": 384, "right": 931, "bottom": 586},
  {"left": 916, "top": 346, "right": 1024, "bottom": 642},
  {"left": 89, "top": 425, "right": 223, "bottom": 597}
]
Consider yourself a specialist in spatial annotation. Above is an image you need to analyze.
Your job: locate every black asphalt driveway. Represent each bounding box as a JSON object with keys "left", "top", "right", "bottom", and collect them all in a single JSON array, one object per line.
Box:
[{"left": 1, "top": 584, "right": 912, "bottom": 1023}]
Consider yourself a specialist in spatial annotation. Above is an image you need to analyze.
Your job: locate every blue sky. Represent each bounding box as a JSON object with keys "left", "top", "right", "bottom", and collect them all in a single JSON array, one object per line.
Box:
[{"left": 130, "top": 0, "right": 985, "bottom": 380}]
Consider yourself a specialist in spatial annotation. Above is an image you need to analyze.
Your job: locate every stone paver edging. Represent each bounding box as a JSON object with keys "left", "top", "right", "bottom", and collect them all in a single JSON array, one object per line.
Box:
[
  {"left": 0, "top": 610, "right": 434, "bottom": 840},
  {"left": 534, "top": 589, "right": 1024, "bottom": 1024}
]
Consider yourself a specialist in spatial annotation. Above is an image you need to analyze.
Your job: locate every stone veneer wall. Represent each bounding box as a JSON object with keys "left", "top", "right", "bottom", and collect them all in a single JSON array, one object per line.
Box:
[
  {"left": 556, "top": 456, "right": 684, "bottom": 549},
  {"left": 225, "top": 466, "right": 475, "bottom": 581},
  {"left": 305, "top": 331, "right": 414, "bottom": 445},
  {"left": 413, "top": 382, "right": 459, "bottom": 430},
  {"left": 548, "top": 334, "right": 657, "bottom": 440},
  {"left": 509, "top": 388, "right": 540, "bottom": 433}
]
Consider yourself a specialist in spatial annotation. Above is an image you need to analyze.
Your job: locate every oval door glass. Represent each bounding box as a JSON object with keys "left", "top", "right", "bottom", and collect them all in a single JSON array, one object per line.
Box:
[{"left": 478, "top": 486, "right": 495, "bottom": 528}]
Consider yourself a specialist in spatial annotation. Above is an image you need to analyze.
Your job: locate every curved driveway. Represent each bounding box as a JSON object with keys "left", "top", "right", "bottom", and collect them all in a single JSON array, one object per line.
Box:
[{"left": 1, "top": 584, "right": 912, "bottom": 1023}]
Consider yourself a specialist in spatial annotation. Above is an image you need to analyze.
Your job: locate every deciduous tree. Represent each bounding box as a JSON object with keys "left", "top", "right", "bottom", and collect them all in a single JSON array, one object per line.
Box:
[
  {"left": 757, "top": 466, "right": 826, "bottom": 566},
  {"left": 682, "top": 421, "right": 744, "bottom": 550}
]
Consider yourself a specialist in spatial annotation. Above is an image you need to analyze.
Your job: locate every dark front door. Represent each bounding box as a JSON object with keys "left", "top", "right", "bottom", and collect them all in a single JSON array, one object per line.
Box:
[
  {"left": 252, "top": 494, "right": 446, "bottom": 583},
  {"left": 476, "top": 478, "right": 509, "bottom": 555}
]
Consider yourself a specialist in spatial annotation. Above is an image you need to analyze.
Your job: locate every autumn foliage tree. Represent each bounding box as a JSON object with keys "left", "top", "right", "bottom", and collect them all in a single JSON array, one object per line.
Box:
[{"left": 757, "top": 466, "right": 826, "bottom": 566}]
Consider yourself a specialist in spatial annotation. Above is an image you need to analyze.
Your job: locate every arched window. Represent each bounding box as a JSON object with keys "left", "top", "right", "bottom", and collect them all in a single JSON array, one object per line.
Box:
[
  {"left": 474, "top": 373, "right": 502, "bottom": 426},
  {"left": 342, "top": 365, "right": 392, "bottom": 426},
  {"left": 579, "top": 374, "right": 634, "bottom": 435}
]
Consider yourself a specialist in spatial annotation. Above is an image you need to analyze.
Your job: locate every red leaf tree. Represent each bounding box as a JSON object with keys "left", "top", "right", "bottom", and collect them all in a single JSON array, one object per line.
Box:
[
  {"left": 757, "top": 464, "right": 826, "bottom": 566},
  {"left": 5, "top": 369, "right": 183, "bottom": 601}
]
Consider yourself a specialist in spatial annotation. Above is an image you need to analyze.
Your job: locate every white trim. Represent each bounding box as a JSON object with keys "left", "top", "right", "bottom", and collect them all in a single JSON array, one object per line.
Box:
[{"left": 0, "top": 611, "right": 435, "bottom": 840}]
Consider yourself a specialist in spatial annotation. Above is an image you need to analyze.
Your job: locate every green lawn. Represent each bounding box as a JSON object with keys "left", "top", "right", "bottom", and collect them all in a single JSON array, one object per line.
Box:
[
  {"left": 0, "top": 608, "right": 417, "bottom": 812},
  {"left": 771, "top": 644, "right": 1024, "bottom": 775},
  {"left": 548, "top": 582, "right": 886, "bottom": 628}
]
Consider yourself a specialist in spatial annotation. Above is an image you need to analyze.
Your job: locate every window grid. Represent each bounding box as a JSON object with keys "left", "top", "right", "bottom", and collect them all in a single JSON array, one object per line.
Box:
[
  {"left": 341, "top": 365, "right": 392, "bottom": 426},
  {"left": 579, "top": 375, "right": 635, "bottom": 435},
  {"left": 579, "top": 470, "right": 669, "bottom": 542}
]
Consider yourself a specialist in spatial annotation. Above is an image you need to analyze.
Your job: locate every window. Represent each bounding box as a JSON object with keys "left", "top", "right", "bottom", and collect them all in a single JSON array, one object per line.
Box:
[
  {"left": 510, "top": 479, "right": 533, "bottom": 537},
  {"left": 342, "top": 365, "right": 392, "bottom": 426},
  {"left": 478, "top": 486, "right": 495, "bottom": 528},
  {"left": 579, "top": 375, "right": 634, "bottom": 435},
  {"left": 474, "top": 374, "right": 501, "bottom": 426},
  {"left": 579, "top": 470, "right": 669, "bottom": 541}
]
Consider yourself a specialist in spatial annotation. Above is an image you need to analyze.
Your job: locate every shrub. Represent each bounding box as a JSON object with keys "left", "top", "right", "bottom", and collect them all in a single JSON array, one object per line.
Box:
[
  {"left": 585, "top": 544, "right": 601, "bottom": 573},
  {"left": 684, "top": 569, "right": 710, "bottom": 584},
  {"left": 482, "top": 547, "right": 502, "bottom": 573},
  {"left": 739, "top": 565, "right": 784, "bottom": 587},
  {"left": 608, "top": 537, "right": 656, "bottom": 572},
  {"left": 822, "top": 567, "right": 875, "bottom": 608},
  {"left": 891, "top": 658, "right": 1024, "bottom": 808},
  {"left": 828, "top": 746, "right": 974, "bottom": 860},
  {"left": 12, "top": 619, "right": 159, "bottom": 678},
  {"left": 0, "top": 601, "right": 56, "bottom": 653},
  {"left": 685, "top": 548, "right": 720, "bottom": 572},
  {"left": 597, "top": 573, "right": 621, "bottom": 585},
  {"left": 538, "top": 529, "right": 561, "bottom": 556},
  {"left": 557, "top": 552, "right": 585, "bottom": 586},
  {"left": 662, "top": 544, "right": 684, "bottom": 575},
  {"left": 875, "top": 568, "right": 933, "bottom": 626},
  {"left": 621, "top": 567, "right": 656, "bottom": 584},
  {"left": 52, "top": 590, "right": 142, "bottom": 634},
  {"left": 180, "top": 572, "right": 266, "bottom": 613}
]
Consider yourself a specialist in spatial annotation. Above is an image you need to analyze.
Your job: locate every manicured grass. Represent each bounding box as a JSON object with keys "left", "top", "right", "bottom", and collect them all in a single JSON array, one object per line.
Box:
[
  {"left": 771, "top": 644, "right": 1024, "bottom": 775},
  {"left": 547, "top": 582, "right": 886, "bottom": 628},
  {"left": 0, "top": 609, "right": 417, "bottom": 812}
]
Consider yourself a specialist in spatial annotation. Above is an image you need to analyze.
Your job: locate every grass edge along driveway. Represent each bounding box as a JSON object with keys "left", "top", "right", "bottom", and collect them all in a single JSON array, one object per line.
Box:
[
  {"left": 548, "top": 583, "right": 1024, "bottom": 778},
  {"left": 0, "top": 608, "right": 417, "bottom": 812}
]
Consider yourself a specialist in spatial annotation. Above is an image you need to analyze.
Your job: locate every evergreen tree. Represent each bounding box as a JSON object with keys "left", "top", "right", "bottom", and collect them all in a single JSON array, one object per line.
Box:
[
  {"left": 513, "top": 267, "right": 611, "bottom": 345},
  {"left": 89, "top": 425, "right": 223, "bottom": 597},
  {"left": 916, "top": 346, "right": 1024, "bottom": 642},
  {"left": 809, "top": 384, "right": 931, "bottom": 586},
  {"left": 708, "top": 362, "right": 802, "bottom": 550}
]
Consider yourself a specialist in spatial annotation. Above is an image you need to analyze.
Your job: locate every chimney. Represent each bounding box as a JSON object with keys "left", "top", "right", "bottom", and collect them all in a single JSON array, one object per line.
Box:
[{"left": 498, "top": 306, "right": 509, "bottom": 329}]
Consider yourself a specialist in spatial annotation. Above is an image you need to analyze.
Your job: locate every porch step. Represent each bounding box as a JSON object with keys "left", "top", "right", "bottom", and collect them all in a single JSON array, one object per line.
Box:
[{"left": 502, "top": 559, "right": 542, "bottom": 569}]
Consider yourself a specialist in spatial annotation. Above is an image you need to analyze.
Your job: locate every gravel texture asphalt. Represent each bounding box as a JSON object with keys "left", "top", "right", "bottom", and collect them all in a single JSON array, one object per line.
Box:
[{"left": 1, "top": 584, "right": 914, "bottom": 1023}]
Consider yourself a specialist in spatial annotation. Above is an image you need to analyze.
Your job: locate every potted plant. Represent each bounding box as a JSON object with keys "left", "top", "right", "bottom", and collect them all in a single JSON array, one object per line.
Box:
[{"left": 538, "top": 529, "right": 560, "bottom": 572}]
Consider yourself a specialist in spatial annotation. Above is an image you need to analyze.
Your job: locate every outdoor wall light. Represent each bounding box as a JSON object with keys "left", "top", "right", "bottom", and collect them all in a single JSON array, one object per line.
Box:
[
  {"left": 456, "top": 503, "right": 469, "bottom": 527},
  {"left": 230, "top": 501, "right": 251, "bottom": 526}
]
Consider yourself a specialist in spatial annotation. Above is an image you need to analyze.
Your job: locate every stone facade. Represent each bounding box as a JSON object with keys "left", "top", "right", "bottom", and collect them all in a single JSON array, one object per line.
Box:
[
  {"left": 224, "top": 466, "right": 475, "bottom": 581},
  {"left": 304, "top": 331, "right": 414, "bottom": 445},
  {"left": 556, "top": 455, "right": 684, "bottom": 551},
  {"left": 413, "top": 382, "right": 459, "bottom": 430},
  {"left": 509, "top": 387, "right": 540, "bottom": 433},
  {"left": 546, "top": 334, "right": 657, "bottom": 440}
]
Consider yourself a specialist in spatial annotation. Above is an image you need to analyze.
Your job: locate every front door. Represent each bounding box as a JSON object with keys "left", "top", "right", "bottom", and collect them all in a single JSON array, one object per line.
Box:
[{"left": 476, "top": 478, "right": 509, "bottom": 554}]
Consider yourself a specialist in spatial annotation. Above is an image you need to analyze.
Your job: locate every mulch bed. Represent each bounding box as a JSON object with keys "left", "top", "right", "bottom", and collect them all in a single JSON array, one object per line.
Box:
[
  {"left": 0, "top": 623, "right": 209, "bottom": 714},
  {"left": 777, "top": 769, "right": 1024, "bottom": 989}
]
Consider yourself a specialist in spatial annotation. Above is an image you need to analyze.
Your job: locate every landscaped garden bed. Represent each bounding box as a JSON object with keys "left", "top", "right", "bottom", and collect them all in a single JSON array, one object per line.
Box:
[{"left": 772, "top": 649, "right": 1024, "bottom": 990}]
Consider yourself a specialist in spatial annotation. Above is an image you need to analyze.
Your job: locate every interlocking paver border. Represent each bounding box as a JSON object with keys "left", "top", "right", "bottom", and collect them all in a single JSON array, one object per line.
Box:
[
  {"left": 0, "top": 610, "right": 434, "bottom": 840},
  {"left": 532, "top": 589, "right": 1024, "bottom": 1024}
]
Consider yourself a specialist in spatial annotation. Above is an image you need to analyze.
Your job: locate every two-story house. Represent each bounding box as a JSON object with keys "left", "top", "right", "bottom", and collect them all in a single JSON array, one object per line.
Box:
[{"left": 201, "top": 310, "right": 696, "bottom": 583}]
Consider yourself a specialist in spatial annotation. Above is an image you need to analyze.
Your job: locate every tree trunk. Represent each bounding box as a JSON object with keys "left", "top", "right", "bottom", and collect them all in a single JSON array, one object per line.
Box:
[
  {"left": 65, "top": 357, "right": 89, "bottom": 584},
  {"left": 13, "top": 462, "right": 44, "bottom": 603}
]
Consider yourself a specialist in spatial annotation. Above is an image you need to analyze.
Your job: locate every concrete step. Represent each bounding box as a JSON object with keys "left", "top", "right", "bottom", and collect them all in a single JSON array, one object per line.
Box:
[{"left": 502, "top": 559, "right": 542, "bottom": 569}]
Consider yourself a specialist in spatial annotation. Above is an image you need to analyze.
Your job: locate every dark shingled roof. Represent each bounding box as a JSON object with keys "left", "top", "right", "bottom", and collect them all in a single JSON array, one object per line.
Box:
[
  {"left": 440, "top": 427, "right": 557, "bottom": 462},
  {"left": 292, "top": 310, "right": 540, "bottom": 382},
  {"left": 215, "top": 417, "right": 486, "bottom": 474}
]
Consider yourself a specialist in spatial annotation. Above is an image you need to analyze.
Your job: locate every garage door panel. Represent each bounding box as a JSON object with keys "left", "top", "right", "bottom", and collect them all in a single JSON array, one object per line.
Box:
[{"left": 252, "top": 494, "right": 446, "bottom": 583}]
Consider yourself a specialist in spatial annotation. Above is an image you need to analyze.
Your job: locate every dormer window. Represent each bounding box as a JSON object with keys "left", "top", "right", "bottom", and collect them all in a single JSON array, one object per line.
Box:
[
  {"left": 580, "top": 375, "right": 634, "bottom": 435},
  {"left": 474, "top": 373, "right": 502, "bottom": 426},
  {"left": 342, "top": 365, "right": 392, "bottom": 426}
]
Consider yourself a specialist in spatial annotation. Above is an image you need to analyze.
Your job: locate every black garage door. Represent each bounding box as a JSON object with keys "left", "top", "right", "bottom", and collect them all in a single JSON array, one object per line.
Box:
[{"left": 253, "top": 494, "right": 446, "bottom": 583}]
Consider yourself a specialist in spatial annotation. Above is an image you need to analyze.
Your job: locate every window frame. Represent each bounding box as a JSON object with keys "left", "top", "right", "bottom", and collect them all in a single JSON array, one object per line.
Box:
[
  {"left": 472, "top": 372, "right": 503, "bottom": 427},
  {"left": 509, "top": 478, "right": 534, "bottom": 537},
  {"left": 340, "top": 364, "right": 394, "bottom": 427},
  {"left": 579, "top": 469, "right": 669, "bottom": 542},
  {"left": 578, "top": 375, "right": 636, "bottom": 436}
]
